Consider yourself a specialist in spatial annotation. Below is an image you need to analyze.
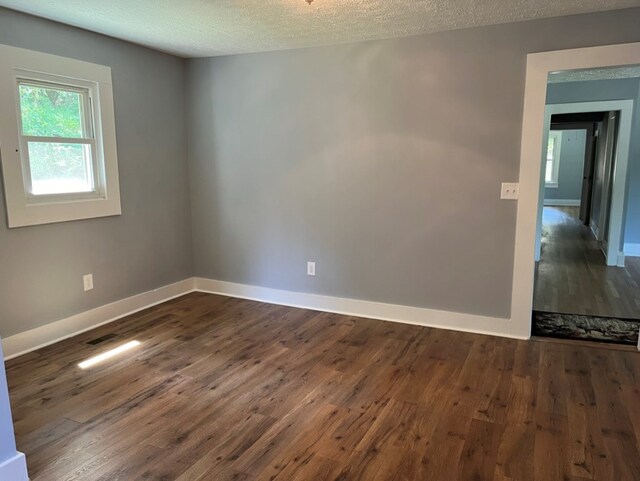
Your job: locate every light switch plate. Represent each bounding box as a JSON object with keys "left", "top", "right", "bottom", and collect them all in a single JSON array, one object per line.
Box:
[{"left": 501, "top": 182, "right": 519, "bottom": 200}]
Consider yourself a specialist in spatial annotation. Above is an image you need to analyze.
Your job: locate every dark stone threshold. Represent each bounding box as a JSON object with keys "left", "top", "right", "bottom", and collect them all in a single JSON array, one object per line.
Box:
[{"left": 532, "top": 311, "right": 640, "bottom": 346}]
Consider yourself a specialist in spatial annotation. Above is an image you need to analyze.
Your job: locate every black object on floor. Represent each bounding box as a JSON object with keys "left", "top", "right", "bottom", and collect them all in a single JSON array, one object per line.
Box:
[{"left": 532, "top": 310, "right": 640, "bottom": 346}]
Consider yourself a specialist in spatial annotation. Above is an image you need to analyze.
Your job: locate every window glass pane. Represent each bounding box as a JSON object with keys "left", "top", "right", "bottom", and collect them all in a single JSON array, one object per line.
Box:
[
  {"left": 545, "top": 160, "right": 553, "bottom": 183},
  {"left": 547, "top": 137, "right": 555, "bottom": 160},
  {"left": 19, "top": 83, "right": 85, "bottom": 138},
  {"left": 27, "top": 142, "right": 93, "bottom": 195}
]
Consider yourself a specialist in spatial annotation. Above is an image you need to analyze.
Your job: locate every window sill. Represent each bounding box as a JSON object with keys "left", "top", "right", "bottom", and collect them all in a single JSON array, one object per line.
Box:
[
  {"left": 7, "top": 196, "right": 122, "bottom": 228},
  {"left": 545, "top": 183, "right": 559, "bottom": 189}
]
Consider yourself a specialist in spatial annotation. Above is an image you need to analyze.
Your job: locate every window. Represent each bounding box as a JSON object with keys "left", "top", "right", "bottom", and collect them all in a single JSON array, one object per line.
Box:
[
  {"left": 0, "top": 45, "right": 121, "bottom": 227},
  {"left": 545, "top": 131, "right": 562, "bottom": 188},
  {"left": 18, "top": 79, "right": 98, "bottom": 197}
]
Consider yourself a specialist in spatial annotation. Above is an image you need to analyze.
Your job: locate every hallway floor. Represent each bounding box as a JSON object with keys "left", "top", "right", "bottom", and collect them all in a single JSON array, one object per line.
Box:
[{"left": 533, "top": 206, "right": 640, "bottom": 319}]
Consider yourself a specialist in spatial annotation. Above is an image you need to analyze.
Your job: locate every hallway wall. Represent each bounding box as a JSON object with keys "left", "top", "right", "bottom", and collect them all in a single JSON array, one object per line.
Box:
[{"left": 544, "top": 130, "right": 587, "bottom": 204}]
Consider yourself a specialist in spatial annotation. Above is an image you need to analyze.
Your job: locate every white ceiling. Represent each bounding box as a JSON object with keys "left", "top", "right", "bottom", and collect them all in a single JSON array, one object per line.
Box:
[
  {"left": 549, "top": 65, "right": 640, "bottom": 83},
  {"left": 2, "top": 0, "right": 640, "bottom": 58}
]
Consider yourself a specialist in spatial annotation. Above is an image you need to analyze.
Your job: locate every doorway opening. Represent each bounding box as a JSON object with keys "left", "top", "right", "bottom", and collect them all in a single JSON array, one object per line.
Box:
[
  {"left": 530, "top": 69, "right": 640, "bottom": 345},
  {"left": 510, "top": 42, "right": 640, "bottom": 343}
]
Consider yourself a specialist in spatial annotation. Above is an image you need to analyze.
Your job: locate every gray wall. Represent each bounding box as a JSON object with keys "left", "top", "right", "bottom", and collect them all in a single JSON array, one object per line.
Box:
[
  {"left": 0, "top": 342, "right": 18, "bottom": 464},
  {"left": 0, "top": 8, "right": 193, "bottom": 338},
  {"left": 546, "top": 78, "right": 640, "bottom": 244},
  {"left": 544, "top": 130, "right": 587, "bottom": 201},
  {"left": 187, "top": 8, "right": 640, "bottom": 319},
  {"left": 2, "top": 7, "right": 640, "bottom": 335}
]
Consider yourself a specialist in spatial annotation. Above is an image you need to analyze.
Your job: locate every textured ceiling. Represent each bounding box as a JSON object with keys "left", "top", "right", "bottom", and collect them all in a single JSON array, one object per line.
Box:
[
  {"left": 1, "top": 0, "right": 640, "bottom": 58},
  {"left": 549, "top": 65, "right": 640, "bottom": 83}
]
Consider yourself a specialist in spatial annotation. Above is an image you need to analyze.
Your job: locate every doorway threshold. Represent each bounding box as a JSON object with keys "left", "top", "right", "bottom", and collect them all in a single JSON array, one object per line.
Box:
[{"left": 532, "top": 310, "right": 639, "bottom": 346}]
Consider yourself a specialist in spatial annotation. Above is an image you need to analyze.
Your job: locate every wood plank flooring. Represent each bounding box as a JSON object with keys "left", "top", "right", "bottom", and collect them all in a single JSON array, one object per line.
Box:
[
  {"left": 534, "top": 206, "right": 640, "bottom": 318},
  {"left": 6, "top": 292, "right": 640, "bottom": 480}
]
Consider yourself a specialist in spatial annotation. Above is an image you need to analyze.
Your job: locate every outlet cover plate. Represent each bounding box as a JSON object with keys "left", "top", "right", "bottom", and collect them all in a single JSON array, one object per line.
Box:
[
  {"left": 307, "top": 262, "right": 316, "bottom": 276},
  {"left": 83, "top": 274, "right": 94, "bottom": 291}
]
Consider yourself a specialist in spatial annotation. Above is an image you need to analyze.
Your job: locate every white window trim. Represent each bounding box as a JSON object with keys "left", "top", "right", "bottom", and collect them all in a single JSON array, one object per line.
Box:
[
  {"left": 545, "top": 130, "right": 562, "bottom": 188},
  {"left": 0, "top": 44, "right": 121, "bottom": 228}
]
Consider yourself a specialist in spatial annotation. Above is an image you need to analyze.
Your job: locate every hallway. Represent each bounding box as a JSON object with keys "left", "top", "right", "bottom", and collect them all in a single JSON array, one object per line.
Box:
[{"left": 533, "top": 206, "right": 640, "bottom": 319}]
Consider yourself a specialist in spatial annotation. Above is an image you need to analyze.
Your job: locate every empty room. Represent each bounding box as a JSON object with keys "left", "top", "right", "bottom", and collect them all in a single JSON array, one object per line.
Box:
[{"left": 0, "top": 1, "right": 639, "bottom": 481}]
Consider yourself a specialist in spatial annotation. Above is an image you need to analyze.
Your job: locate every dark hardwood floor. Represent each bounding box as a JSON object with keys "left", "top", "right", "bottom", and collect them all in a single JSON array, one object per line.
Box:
[
  {"left": 6, "top": 292, "right": 640, "bottom": 480},
  {"left": 534, "top": 206, "right": 640, "bottom": 318}
]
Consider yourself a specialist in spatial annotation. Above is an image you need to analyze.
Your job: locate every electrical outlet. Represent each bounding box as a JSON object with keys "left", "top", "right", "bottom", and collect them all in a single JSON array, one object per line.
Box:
[
  {"left": 83, "top": 274, "right": 94, "bottom": 291},
  {"left": 501, "top": 182, "right": 519, "bottom": 200},
  {"left": 307, "top": 261, "right": 316, "bottom": 276}
]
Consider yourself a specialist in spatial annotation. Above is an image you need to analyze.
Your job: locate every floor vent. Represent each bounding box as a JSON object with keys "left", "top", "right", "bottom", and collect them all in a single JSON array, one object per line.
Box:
[
  {"left": 532, "top": 311, "right": 640, "bottom": 345},
  {"left": 86, "top": 333, "right": 118, "bottom": 345}
]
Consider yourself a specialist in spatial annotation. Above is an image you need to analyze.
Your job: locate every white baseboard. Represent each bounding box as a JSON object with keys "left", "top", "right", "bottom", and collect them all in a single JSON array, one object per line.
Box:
[
  {"left": 3, "top": 275, "right": 528, "bottom": 361},
  {"left": 590, "top": 219, "right": 600, "bottom": 240},
  {"left": 625, "top": 243, "right": 640, "bottom": 257},
  {"left": 617, "top": 252, "right": 626, "bottom": 267},
  {"left": 543, "top": 199, "right": 581, "bottom": 206},
  {"left": 194, "top": 278, "right": 525, "bottom": 340},
  {"left": 0, "top": 452, "right": 28, "bottom": 481},
  {"left": 2, "top": 279, "right": 195, "bottom": 360}
]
